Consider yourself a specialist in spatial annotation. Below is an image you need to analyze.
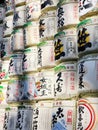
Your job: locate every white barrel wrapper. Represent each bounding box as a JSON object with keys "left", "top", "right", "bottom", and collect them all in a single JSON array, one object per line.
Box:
[
  {"left": 76, "top": 97, "right": 98, "bottom": 130},
  {"left": 9, "top": 53, "right": 23, "bottom": 76},
  {"left": 57, "top": 0, "right": 79, "bottom": 29},
  {"left": 77, "top": 16, "right": 98, "bottom": 56},
  {"left": 23, "top": 47, "right": 38, "bottom": 72},
  {"left": 54, "top": 28, "right": 78, "bottom": 63},
  {"left": 78, "top": 54, "right": 98, "bottom": 93},
  {"left": 13, "top": 5, "right": 26, "bottom": 28},
  {"left": 37, "top": 40, "right": 55, "bottom": 68},
  {"left": 26, "top": 0, "right": 41, "bottom": 21},
  {"left": 52, "top": 100, "right": 76, "bottom": 130},
  {"left": 24, "top": 21, "right": 40, "bottom": 46},
  {"left": 3, "top": 15, "right": 13, "bottom": 36},
  {"left": 54, "top": 62, "right": 77, "bottom": 98}
]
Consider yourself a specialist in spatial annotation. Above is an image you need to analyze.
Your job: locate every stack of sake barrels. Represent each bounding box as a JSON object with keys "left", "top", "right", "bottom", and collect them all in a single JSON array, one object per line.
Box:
[
  {"left": 0, "top": 0, "right": 79, "bottom": 130},
  {"left": 76, "top": 0, "right": 98, "bottom": 129},
  {"left": 51, "top": 0, "right": 79, "bottom": 130},
  {"left": 0, "top": 0, "right": 98, "bottom": 130},
  {"left": 0, "top": 0, "right": 33, "bottom": 130}
]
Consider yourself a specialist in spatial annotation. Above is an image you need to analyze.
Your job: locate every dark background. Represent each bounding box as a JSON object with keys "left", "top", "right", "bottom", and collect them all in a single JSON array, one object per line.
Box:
[{"left": 1, "top": 0, "right": 5, "bottom": 4}]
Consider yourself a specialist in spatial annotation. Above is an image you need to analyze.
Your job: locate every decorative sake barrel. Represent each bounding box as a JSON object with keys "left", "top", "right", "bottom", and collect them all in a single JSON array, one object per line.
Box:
[
  {"left": 57, "top": 0, "right": 79, "bottom": 30},
  {"left": 76, "top": 97, "right": 98, "bottom": 130},
  {"left": 3, "top": 107, "right": 18, "bottom": 130},
  {"left": 3, "top": 15, "right": 13, "bottom": 36},
  {"left": 24, "top": 21, "right": 40, "bottom": 47},
  {"left": 20, "top": 73, "right": 36, "bottom": 101},
  {"left": 22, "top": 47, "right": 38, "bottom": 73},
  {"left": 39, "top": 9, "right": 57, "bottom": 40},
  {"left": 54, "top": 28, "right": 78, "bottom": 64},
  {"left": 54, "top": 61, "right": 77, "bottom": 99},
  {"left": 6, "top": 77, "right": 22, "bottom": 102},
  {"left": 78, "top": 0, "right": 98, "bottom": 20},
  {"left": 77, "top": 15, "right": 98, "bottom": 57},
  {"left": 26, "top": 0, "right": 41, "bottom": 21},
  {"left": 11, "top": 29, "right": 24, "bottom": 51},
  {"left": 15, "top": 106, "right": 33, "bottom": 130},
  {"left": 37, "top": 40, "right": 55, "bottom": 69},
  {"left": 35, "top": 69, "right": 55, "bottom": 99},
  {"left": 52, "top": 100, "right": 76, "bottom": 130},
  {"left": 13, "top": 5, "right": 26, "bottom": 28},
  {"left": 1, "top": 60, "right": 10, "bottom": 81},
  {"left": 33, "top": 101, "right": 53, "bottom": 130},
  {"left": 1, "top": 36, "right": 12, "bottom": 59},
  {"left": 77, "top": 54, "right": 98, "bottom": 93},
  {"left": 9, "top": 53, "right": 23, "bottom": 76}
]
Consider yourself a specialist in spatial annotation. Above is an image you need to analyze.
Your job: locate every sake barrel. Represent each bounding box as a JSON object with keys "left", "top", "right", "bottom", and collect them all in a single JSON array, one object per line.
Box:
[
  {"left": 39, "top": 9, "right": 57, "bottom": 40},
  {"left": 1, "top": 60, "right": 10, "bottom": 81},
  {"left": 9, "top": 53, "right": 23, "bottom": 76},
  {"left": 1, "top": 37, "right": 12, "bottom": 59},
  {"left": 78, "top": 54, "right": 98, "bottom": 93},
  {"left": 54, "top": 61, "right": 77, "bottom": 99},
  {"left": 33, "top": 101, "right": 53, "bottom": 130},
  {"left": 35, "top": 69, "right": 55, "bottom": 99},
  {"left": 3, "top": 15, "right": 13, "bottom": 36},
  {"left": 6, "top": 77, "right": 22, "bottom": 102},
  {"left": 79, "top": 0, "right": 98, "bottom": 20},
  {"left": 3, "top": 107, "right": 18, "bottom": 130},
  {"left": 16, "top": 106, "right": 33, "bottom": 130},
  {"left": 26, "top": 0, "right": 41, "bottom": 21},
  {"left": 57, "top": 0, "right": 79, "bottom": 30},
  {"left": 76, "top": 97, "right": 98, "bottom": 130},
  {"left": 54, "top": 28, "right": 78, "bottom": 64},
  {"left": 37, "top": 40, "right": 55, "bottom": 69},
  {"left": 77, "top": 16, "right": 98, "bottom": 56},
  {"left": 22, "top": 47, "right": 38, "bottom": 73},
  {"left": 52, "top": 100, "right": 76, "bottom": 130},
  {"left": 24, "top": 21, "right": 40, "bottom": 47},
  {"left": 11, "top": 29, "right": 24, "bottom": 51},
  {"left": 20, "top": 73, "right": 37, "bottom": 101},
  {"left": 13, "top": 5, "right": 26, "bottom": 28}
]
